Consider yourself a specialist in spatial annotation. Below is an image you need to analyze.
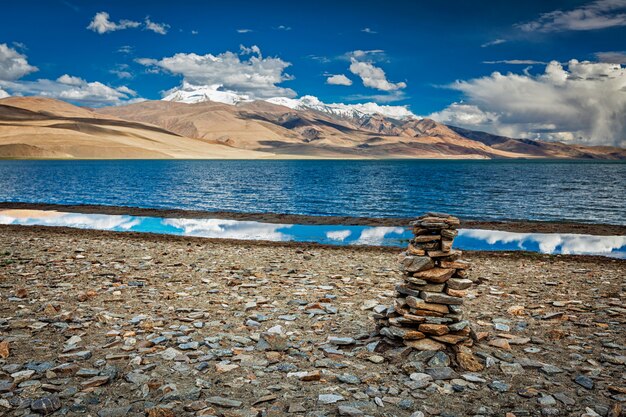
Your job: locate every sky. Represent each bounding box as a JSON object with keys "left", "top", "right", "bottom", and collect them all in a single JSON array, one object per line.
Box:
[{"left": 1, "top": 0, "right": 625, "bottom": 147}]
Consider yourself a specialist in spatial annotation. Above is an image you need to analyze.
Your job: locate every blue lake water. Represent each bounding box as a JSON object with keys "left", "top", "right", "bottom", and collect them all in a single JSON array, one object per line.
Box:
[
  {"left": 0, "top": 160, "right": 624, "bottom": 224},
  {"left": 1, "top": 210, "right": 625, "bottom": 258}
]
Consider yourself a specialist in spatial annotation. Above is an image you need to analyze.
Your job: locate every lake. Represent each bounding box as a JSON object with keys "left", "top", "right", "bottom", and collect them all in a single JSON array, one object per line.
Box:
[{"left": 0, "top": 159, "right": 624, "bottom": 224}]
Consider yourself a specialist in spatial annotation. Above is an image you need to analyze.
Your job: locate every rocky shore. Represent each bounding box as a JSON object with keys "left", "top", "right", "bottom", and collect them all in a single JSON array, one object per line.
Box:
[{"left": 0, "top": 225, "right": 624, "bottom": 417}]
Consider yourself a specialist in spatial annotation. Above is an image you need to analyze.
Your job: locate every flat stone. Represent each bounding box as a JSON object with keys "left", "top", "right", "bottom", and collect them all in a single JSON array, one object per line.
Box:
[
  {"left": 428, "top": 352, "right": 451, "bottom": 367},
  {"left": 553, "top": 392, "right": 575, "bottom": 406},
  {"left": 401, "top": 256, "right": 435, "bottom": 273},
  {"left": 97, "top": 406, "right": 131, "bottom": 417},
  {"left": 412, "top": 268, "right": 455, "bottom": 283},
  {"left": 11, "top": 370, "right": 35, "bottom": 384},
  {"left": 446, "top": 278, "right": 472, "bottom": 290},
  {"left": 404, "top": 338, "right": 446, "bottom": 351},
  {"left": 425, "top": 366, "right": 456, "bottom": 380},
  {"left": 338, "top": 405, "right": 365, "bottom": 416},
  {"left": 327, "top": 337, "right": 355, "bottom": 345},
  {"left": 337, "top": 373, "right": 361, "bottom": 385},
  {"left": 420, "top": 291, "right": 463, "bottom": 305},
  {"left": 30, "top": 396, "right": 61, "bottom": 415},
  {"left": 80, "top": 375, "right": 110, "bottom": 388},
  {"left": 409, "top": 373, "right": 433, "bottom": 388},
  {"left": 406, "top": 296, "right": 449, "bottom": 314},
  {"left": 206, "top": 396, "right": 243, "bottom": 408},
  {"left": 500, "top": 362, "right": 524, "bottom": 375},
  {"left": 318, "top": 394, "right": 344, "bottom": 404},
  {"left": 489, "top": 380, "right": 511, "bottom": 392},
  {"left": 574, "top": 375, "right": 594, "bottom": 390}
]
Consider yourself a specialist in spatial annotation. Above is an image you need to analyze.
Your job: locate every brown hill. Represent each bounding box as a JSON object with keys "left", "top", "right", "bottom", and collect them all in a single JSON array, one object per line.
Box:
[
  {"left": 98, "top": 100, "right": 529, "bottom": 159},
  {"left": 0, "top": 97, "right": 272, "bottom": 159},
  {"left": 448, "top": 125, "right": 626, "bottom": 160},
  {"left": 1, "top": 96, "right": 623, "bottom": 159}
]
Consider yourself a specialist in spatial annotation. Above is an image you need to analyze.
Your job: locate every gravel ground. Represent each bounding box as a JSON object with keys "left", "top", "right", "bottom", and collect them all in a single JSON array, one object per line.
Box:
[{"left": 0, "top": 225, "right": 624, "bottom": 417}]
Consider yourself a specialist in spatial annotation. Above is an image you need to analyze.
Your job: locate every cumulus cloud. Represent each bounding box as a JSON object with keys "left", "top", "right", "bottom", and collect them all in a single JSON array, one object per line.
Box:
[
  {"left": 2, "top": 75, "right": 138, "bottom": 106},
  {"left": 361, "top": 27, "right": 377, "bottom": 34},
  {"left": 237, "top": 28, "right": 253, "bottom": 33},
  {"left": 144, "top": 17, "right": 169, "bottom": 35},
  {"left": 430, "top": 60, "right": 626, "bottom": 147},
  {"left": 326, "top": 74, "right": 352, "bottom": 86},
  {"left": 87, "top": 12, "right": 169, "bottom": 35},
  {"left": 595, "top": 51, "right": 626, "bottom": 63},
  {"left": 87, "top": 11, "right": 140, "bottom": 34},
  {"left": 275, "top": 25, "right": 291, "bottom": 31},
  {"left": 481, "top": 39, "right": 506, "bottom": 47},
  {"left": 0, "top": 44, "right": 139, "bottom": 106},
  {"left": 138, "top": 45, "right": 296, "bottom": 99},
  {"left": 517, "top": 0, "right": 626, "bottom": 32},
  {"left": 349, "top": 59, "right": 406, "bottom": 91},
  {"left": 0, "top": 43, "right": 38, "bottom": 81}
]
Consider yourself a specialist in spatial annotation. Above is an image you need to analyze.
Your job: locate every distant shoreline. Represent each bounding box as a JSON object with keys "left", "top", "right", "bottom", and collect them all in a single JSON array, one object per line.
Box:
[{"left": 1, "top": 202, "right": 624, "bottom": 236}]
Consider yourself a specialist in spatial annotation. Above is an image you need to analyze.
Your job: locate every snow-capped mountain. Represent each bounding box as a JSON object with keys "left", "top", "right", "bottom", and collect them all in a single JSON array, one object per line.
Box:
[
  {"left": 162, "top": 83, "right": 251, "bottom": 106},
  {"left": 162, "top": 84, "right": 417, "bottom": 122},
  {"left": 266, "top": 95, "right": 416, "bottom": 121}
]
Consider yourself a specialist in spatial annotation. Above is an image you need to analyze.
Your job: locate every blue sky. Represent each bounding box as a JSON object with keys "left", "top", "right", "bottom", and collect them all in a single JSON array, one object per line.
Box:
[{"left": 1, "top": 0, "right": 626, "bottom": 146}]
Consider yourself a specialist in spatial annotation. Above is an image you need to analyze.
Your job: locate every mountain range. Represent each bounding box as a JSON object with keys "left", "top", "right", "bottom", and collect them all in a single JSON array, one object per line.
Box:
[{"left": 0, "top": 93, "right": 624, "bottom": 160}]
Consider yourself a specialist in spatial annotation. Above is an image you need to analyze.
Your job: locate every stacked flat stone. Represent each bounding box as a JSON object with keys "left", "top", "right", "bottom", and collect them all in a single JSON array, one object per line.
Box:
[{"left": 376, "top": 212, "right": 473, "bottom": 352}]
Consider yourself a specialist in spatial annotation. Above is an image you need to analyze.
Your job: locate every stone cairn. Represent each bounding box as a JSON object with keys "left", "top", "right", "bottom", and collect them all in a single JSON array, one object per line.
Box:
[{"left": 375, "top": 212, "right": 474, "bottom": 354}]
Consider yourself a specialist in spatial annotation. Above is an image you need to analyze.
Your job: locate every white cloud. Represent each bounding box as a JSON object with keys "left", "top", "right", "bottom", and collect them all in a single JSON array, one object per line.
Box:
[
  {"left": 517, "top": 0, "right": 626, "bottom": 32},
  {"left": 483, "top": 59, "right": 547, "bottom": 65},
  {"left": 326, "top": 230, "right": 351, "bottom": 241},
  {"left": 430, "top": 60, "right": 626, "bottom": 147},
  {"left": 3, "top": 75, "right": 138, "bottom": 106},
  {"left": 0, "top": 42, "right": 139, "bottom": 107},
  {"left": 460, "top": 229, "right": 626, "bottom": 257},
  {"left": 345, "top": 49, "right": 386, "bottom": 61},
  {"left": 110, "top": 69, "right": 132, "bottom": 79},
  {"left": 276, "top": 25, "right": 291, "bottom": 31},
  {"left": 355, "top": 227, "right": 405, "bottom": 245},
  {"left": 237, "top": 28, "right": 253, "bottom": 33},
  {"left": 0, "top": 88, "right": 9, "bottom": 99},
  {"left": 0, "top": 43, "right": 38, "bottom": 81},
  {"left": 191, "top": 30, "right": 199, "bottom": 35},
  {"left": 595, "top": 51, "right": 626, "bottom": 64},
  {"left": 117, "top": 45, "right": 134, "bottom": 54},
  {"left": 138, "top": 45, "right": 296, "bottom": 99},
  {"left": 481, "top": 39, "right": 507, "bottom": 48},
  {"left": 326, "top": 74, "right": 352, "bottom": 86},
  {"left": 361, "top": 27, "right": 377, "bottom": 34},
  {"left": 349, "top": 59, "right": 406, "bottom": 91},
  {"left": 87, "top": 11, "right": 140, "bottom": 34},
  {"left": 144, "top": 17, "right": 169, "bottom": 35}
]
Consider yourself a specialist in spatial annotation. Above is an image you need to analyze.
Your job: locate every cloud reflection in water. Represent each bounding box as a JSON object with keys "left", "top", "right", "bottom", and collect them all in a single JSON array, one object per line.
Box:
[{"left": 458, "top": 229, "right": 626, "bottom": 258}]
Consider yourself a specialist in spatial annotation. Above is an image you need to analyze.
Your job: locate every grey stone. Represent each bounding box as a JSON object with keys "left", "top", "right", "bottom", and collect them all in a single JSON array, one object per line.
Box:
[
  {"left": 327, "top": 337, "right": 355, "bottom": 345},
  {"left": 489, "top": 380, "right": 510, "bottom": 392},
  {"left": 427, "top": 351, "right": 450, "bottom": 368},
  {"left": 338, "top": 405, "right": 364, "bottom": 416},
  {"left": 30, "top": 396, "right": 61, "bottom": 415},
  {"left": 318, "top": 394, "right": 344, "bottom": 404},
  {"left": 206, "top": 396, "right": 243, "bottom": 408},
  {"left": 337, "top": 374, "right": 361, "bottom": 385},
  {"left": 425, "top": 367, "right": 456, "bottom": 380},
  {"left": 97, "top": 406, "right": 131, "bottom": 417},
  {"left": 409, "top": 373, "right": 433, "bottom": 388},
  {"left": 553, "top": 392, "right": 575, "bottom": 406},
  {"left": 574, "top": 375, "right": 593, "bottom": 390},
  {"left": 420, "top": 291, "right": 463, "bottom": 305}
]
